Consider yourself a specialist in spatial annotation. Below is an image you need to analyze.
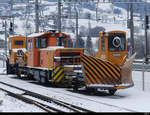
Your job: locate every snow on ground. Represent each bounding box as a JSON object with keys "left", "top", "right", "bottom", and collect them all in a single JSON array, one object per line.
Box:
[
  {"left": 0, "top": 0, "right": 149, "bottom": 112},
  {"left": 0, "top": 91, "right": 44, "bottom": 112},
  {"left": 0, "top": 65, "right": 150, "bottom": 112}
]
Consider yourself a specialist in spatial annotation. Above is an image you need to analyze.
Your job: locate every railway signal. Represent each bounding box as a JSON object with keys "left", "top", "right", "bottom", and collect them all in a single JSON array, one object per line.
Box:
[{"left": 146, "top": 15, "right": 149, "bottom": 29}]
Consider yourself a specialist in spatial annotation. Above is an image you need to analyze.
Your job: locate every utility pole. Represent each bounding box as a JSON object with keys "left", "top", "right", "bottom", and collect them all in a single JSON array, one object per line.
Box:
[
  {"left": 4, "top": 20, "right": 7, "bottom": 56},
  {"left": 88, "top": 13, "right": 91, "bottom": 36},
  {"left": 58, "top": 0, "right": 62, "bottom": 33},
  {"left": 130, "top": 0, "right": 134, "bottom": 55},
  {"left": 96, "top": 2, "right": 98, "bottom": 22},
  {"left": 145, "top": 0, "right": 149, "bottom": 64},
  {"left": 10, "top": 0, "right": 14, "bottom": 35},
  {"left": 35, "top": 0, "right": 39, "bottom": 33},
  {"left": 75, "top": 7, "right": 78, "bottom": 45}
]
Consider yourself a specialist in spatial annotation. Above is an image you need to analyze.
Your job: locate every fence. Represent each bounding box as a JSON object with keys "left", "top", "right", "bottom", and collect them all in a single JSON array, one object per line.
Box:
[{"left": 132, "top": 59, "right": 150, "bottom": 91}]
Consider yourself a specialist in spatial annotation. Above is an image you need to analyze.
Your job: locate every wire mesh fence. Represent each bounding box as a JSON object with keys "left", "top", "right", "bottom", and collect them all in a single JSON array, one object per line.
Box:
[{"left": 132, "top": 71, "right": 150, "bottom": 92}]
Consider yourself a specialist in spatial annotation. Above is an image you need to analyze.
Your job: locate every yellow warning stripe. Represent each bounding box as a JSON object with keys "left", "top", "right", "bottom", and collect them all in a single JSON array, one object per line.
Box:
[
  {"left": 104, "top": 61, "right": 120, "bottom": 78},
  {"left": 51, "top": 66, "right": 55, "bottom": 77},
  {"left": 87, "top": 55, "right": 121, "bottom": 81},
  {"left": 87, "top": 55, "right": 120, "bottom": 81},
  {"left": 56, "top": 72, "right": 64, "bottom": 82},
  {"left": 82, "top": 57, "right": 103, "bottom": 84},
  {"left": 84, "top": 55, "right": 116, "bottom": 84},
  {"left": 52, "top": 66, "right": 64, "bottom": 83},
  {"left": 84, "top": 66, "right": 99, "bottom": 84},
  {"left": 52, "top": 66, "right": 61, "bottom": 78},
  {"left": 82, "top": 55, "right": 117, "bottom": 84},
  {"left": 82, "top": 56, "right": 110, "bottom": 84},
  {"left": 81, "top": 54, "right": 121, "bottom": 85},
  {"left": 85, "top": 76, "right": 91, "bottom": 85}
]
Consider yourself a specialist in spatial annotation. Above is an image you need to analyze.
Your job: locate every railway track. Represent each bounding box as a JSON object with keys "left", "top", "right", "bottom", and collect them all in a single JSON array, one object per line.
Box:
[
  {"left": 0, "top": 81, "right": 94, "bottom": 113},
  {"left": 0, "top": 76, "right": 137, "bottom": 112},
  {"left": 62, "top": 90, "right": 136, "bottom": 112},
  {"left": 35, "top": 87, "right": 136, "bottom": 112}
]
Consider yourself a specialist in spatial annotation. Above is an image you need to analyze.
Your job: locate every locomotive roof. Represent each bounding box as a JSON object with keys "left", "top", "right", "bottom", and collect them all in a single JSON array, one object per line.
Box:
[
  {"left": 28, "top": 32, "right": 68, "bottom": 38},
  {"left": 9, "top": 35, "right": 26, "bottom": 40},
  {"left": 27, "top": 32, "right": 45, "bottom": 38},
  {"left": 102, "top": 30, "right": 126, "bottom": 33}
]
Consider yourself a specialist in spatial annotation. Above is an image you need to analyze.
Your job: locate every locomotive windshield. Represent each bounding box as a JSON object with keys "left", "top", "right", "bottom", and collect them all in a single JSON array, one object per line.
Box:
[
  {"left": 108, "top": 33, "right": 126, "bottom": 51},
  {"left": 57, "top": 37, "right": 67, "bottom": 47},
  {"left": 35, "top": 37, "right": 46, "bottom": 48},
  {"left": 14, "top": 40, "right": 24, "bottom": 46}
]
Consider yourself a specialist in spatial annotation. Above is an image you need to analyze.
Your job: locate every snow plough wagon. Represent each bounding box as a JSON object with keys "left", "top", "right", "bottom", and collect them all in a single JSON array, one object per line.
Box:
[{"left": 6, "top": 30, "right": 136, "bottom": 95}]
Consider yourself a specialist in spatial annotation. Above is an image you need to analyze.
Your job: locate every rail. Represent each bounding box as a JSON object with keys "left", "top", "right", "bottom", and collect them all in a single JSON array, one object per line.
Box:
[{"left": 0, "top": 81, "right": 94, "bottom": 113}]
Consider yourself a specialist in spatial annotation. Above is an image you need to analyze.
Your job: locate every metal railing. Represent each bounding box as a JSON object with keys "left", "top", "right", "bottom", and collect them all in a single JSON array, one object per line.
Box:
[{"left": 132, "top": 59, "right": 150, "bottom": 91}]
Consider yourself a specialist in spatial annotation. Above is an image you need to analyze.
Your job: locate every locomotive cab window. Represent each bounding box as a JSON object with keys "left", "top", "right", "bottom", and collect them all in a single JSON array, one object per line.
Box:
[
  {"left": 101, "top": 36, "right": 105, "bottom": 51},
  {"left": 57, "top": 37, "right": 66, "bottom": 47},
  {"left": 35, "top": 37, "right": 46, "bottom": 48},
  {"left": 28, "top": 39, "right": 33, "bottom": 51},
  {"left": 41, "top": 38, "right": 46, "bottom": 48},
  {"left": 108, "top": 33, "right": 126, "bottom": 51},
  {"left": 8, "top": 40, "right": 12, "bottom": 50},
  {"left": 62, "top": 38, "right": 66, "bottom": 47},
  {"left": 14, "top": 40, "right": 24, "bottom": 46}
]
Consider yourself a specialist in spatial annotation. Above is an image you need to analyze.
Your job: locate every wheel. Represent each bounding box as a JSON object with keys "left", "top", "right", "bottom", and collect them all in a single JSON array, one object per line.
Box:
[
  {"left": 73, "top": 85, "right": 78, "bottom": 92},
  {"left": 85, "top": 87, "right": 97, "bottom": 94},
  {"left": 40, "top": 77, "right": 47, "bottom": 84},
  {"left": 72, "top": 77, "right": 79, "bottom": 91},
  {"left": 27, "top": 73, "right": 34, "bottom": 80},
  {"left": 108, "top": 89, "right": 117, "bottom": 95},
  {"left": 17, "top": 69, "right": 21, "bottom": 79},
  {"left": 6, "top": 63, "right": 10, "bottom": 74},
  {"left": 6, "top": 60, "right": 11, "bottom": 74}
]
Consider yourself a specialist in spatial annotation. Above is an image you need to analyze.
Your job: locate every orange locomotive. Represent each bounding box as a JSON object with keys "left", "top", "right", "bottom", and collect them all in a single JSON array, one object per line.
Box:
[
  {"left": 6, "top": 35, "right": 26, "bottom": 74},
  {"left": 81, "top": 30, "right": 136, "bottom": 94},
  {"left": 16, "top": 30, "right": 85, "bottom": 87}
]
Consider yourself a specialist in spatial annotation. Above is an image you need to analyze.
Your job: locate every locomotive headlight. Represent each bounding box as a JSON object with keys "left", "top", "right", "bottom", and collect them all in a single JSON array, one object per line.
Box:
[
  {"left": 112, "top": 36, "right": 121, "bottom": 48},
  {"left": 54, "top": 57, "right": 61, "bottom": 62}
]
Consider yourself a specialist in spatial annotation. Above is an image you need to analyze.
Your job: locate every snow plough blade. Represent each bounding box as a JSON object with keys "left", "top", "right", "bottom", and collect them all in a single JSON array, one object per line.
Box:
[
  {"left": 81, "top": 53, "right": 136, "bottom": 89},
  {"left": 117, "top": 53, "right": 136, "bottom": 89}
]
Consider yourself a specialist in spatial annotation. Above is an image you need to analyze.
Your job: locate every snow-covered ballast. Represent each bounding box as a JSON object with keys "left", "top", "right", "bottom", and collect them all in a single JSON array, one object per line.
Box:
[{"left": 81, "top": 53, "right": 136, "bottom": 94}]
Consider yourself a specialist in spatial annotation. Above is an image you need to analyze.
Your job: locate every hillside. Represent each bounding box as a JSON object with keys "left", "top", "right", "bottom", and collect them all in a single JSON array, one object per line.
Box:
[{"left": 0, "top": 0, "right": 148, "bottom": 58}]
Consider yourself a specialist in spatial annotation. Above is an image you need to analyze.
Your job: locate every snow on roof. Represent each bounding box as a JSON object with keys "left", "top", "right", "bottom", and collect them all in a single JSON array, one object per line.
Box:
[
  {"left": 27, "top": 32, "right": 45, "bottom": 38},
  {"left": 104, "top": 29, "right": 127, "bottom": 33},
  {"left": 9, "top": 35, "right": 25, "bottom": 38}
]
